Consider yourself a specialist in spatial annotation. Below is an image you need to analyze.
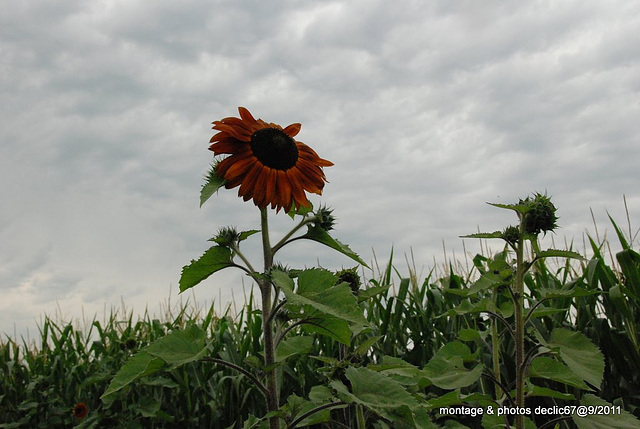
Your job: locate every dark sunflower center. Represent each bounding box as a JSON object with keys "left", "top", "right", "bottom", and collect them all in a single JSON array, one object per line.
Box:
[{"left": 250, "top": 128, "right": 299, "bottom": 170}]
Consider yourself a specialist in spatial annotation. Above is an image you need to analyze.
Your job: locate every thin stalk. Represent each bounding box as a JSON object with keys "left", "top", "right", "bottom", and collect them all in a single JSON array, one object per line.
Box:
[
  {"left": 230, "top": 242, "right": 257, "bottom": 274},
  {"left": 514, "top": 218, "right": 526, "bottom": 429},
  {"left": 287, "top": 401, "right": 347, "bottom": 429},
  {"left": 259, "top": 208, "right": 280, "bottom": 429},
  {"left": 356, "top": 404, "right": 366, "bottom": 429},
  {"left": 272, "top": 214, "right": 315, "bottom": 255},
  {"left": 491, "top": 285, "right": 503, "bottom": 399},
  {"left": 202, "top": 357, "right": 268, "bottom": 398}
]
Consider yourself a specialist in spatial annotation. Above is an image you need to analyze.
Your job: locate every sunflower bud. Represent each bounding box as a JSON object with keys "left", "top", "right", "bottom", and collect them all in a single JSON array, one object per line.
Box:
[
  {"left": 502, "top": 225, "right": 520, "bottom": 245},
  {"left": 336, "top": 268, "right": 361, "bottom": 295},
  {"left": 519, "top": 193, "right": 558, "bottom": 236},
  {"left": 211, "top": 227, "right": 240, "bottom": 247},
  {"left": 313, "top": 206, "right": 336, "bottom": 231}
]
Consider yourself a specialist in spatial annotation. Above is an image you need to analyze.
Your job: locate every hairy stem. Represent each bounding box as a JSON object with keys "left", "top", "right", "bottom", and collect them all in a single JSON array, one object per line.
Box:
[
  {"left": 272, "top": 214, "right": 315, "bottom": 255},
  {"left": 260, "top": 208, "right": 280, "bottom": 429},
  {"left": 492, "top": 285, "right": 503, "bottom": 399},
  {"left": 514, "top": 217, "right": 526, "bottom": 429}
]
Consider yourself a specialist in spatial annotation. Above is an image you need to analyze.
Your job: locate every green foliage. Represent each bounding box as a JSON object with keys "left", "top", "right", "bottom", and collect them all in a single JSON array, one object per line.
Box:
[
  {"left": 101, "top": 325, "right": 208, "bottom": 400},
  {"left": 3, "top": 211, "right": 640, "bottom": 427},
  {"left": 273, "top": 268, "right": 368, "bottom": 344},
  {"left": 179, "top": 246, "right": 235, "bottom": 292},
  {"left": 200, "top": 163, "right": 225, "bottom": 207},
  {"left": 299, "top": 223, "right": 369, "bottom": 267}
]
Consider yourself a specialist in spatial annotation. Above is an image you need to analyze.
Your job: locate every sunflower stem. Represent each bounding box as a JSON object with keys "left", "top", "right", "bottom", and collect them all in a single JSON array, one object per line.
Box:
[
  {"left": 259, "top": 208, "right": 280, "bottom": 429},
  {"left": 230, "top": 242, "right": 257, "bottom": 274},
  {"left": 272, "top": 213, "right": 314, "bottom": 255},
  {"left": 514, "top": 215, "right": 526, "bottom": 429}
]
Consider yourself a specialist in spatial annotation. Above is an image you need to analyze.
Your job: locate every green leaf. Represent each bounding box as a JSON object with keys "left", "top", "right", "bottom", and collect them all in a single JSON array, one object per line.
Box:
[
  {"left": 101, "top": 351, "right": 164, "bottom": 400},
  {"left": 331, "top": 367, "right": 425, "bottom": 425},
  {"left": 535, "top": 249, "right": 585, "bottom": 261},
  {"left": 179, "top": 246, "right": 234, "bottom": 292},
  {"left": 200, "top": 164, "right": 226, "bottom": 207},
  {"left": 460, "top": 231, "right": 504, "bottom": 240},
  {"left": 609, "top": 284, "right": 634, "bottom": 320},
  {"left": 548, "top": 328, "right": 604, "bottom": 388},
  {"left": 301, "top": 314, "right": 352, "bottom": 345},
  {"left": 276, "top": 336, "right": 314, "bottom": 362},
  {"left": 238, "top": 229, "right": 260, "bottom": 242},
  {"left": 616, "top": 248, "right": 640, "bottom": 299},
  {"left": 537, "top": 287, "right": 600, "bottom": 299},
  {"left": 526, "top": 383, "right": 575, "bottom": 400},
  {"left": 439, "top": 298, "right": 494, "bottom": 317},
  {"left": 300, "top": 223, "right": 368, "bottom": 267},
  {"left": 273, "top": 269, "right": 368, "bottom": 341},
  {"left": 356, "top": 284, "right": 390, "bottom": 301},
  {"left": 609, "top": 213, "right": 631, "bottom": 250},
  {"left": 368, "top": 356, "right": 428, "bottom": 387},
  {"left": 487, "top": 201, "right": 529, "bottom": 214},
  {"left": 145, "top": 325, "right": 208, "bottom": 367},
  {"left": 423, "top": 342, "right": 484, "bottom": 389},
  {"left": 573, "top": 394, "right": 640, "bottom": 428},
  {"left": 354, "top": 335, "right": 382, "bottom": 356},
  {"left": 458, "top": 329, "right": 482, "bottom": 342},
  {"left": 101, "top": 325, "right": 208, "bottom": 400},
  {"left": 528, "top": 356, "right": 590, "bottom": 390},
  {"left": 427, "top": 391, "right": 495, "bottom": 410},
  {"left": 309, "top": 385, "right": 334, "bottom": 403},
  {"left": 528, "top": 306, "right": 569, "bottom": 318},
  {"left": 287, "top": 201, "right": 313, "bottom": 219}
]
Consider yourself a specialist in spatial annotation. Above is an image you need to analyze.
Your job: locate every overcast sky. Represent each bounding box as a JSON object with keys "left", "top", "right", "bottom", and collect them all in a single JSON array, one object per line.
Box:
[{"left": 2, "top": 0, "right": 639, "bottom": 339}]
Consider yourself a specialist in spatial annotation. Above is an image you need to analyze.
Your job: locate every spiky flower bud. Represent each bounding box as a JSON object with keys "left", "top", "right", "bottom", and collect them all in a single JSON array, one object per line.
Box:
[
  {"left": 313, "top": 205, "right": 336, "bottom": 231},
  {"left": 336, "top": 267, "right": 361, "bottom": 295},
  {"left": 519, "top": 193, "right": 558, "bottom": 236},
  {"left": 211, "top": 227, "right": 240, "bottom": 247},
  {"left": 502, "top": 225, "right": 520, "bottom": 245}
]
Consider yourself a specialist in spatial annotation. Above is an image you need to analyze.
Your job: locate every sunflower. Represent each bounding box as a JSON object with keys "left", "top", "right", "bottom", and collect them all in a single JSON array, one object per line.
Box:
[
  {"left": 209, "top": 107, "right": 333, "bottom": 212},
  {"left": 73, "top": 402, "right": 88, "bottom": 419}
]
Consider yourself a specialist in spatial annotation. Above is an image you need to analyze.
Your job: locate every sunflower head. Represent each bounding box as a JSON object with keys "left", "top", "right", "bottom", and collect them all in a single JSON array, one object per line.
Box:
[
  {"left": 209, "top": 107, "right": 333, "bottom": 213},
  {"left": 73, "top": 403, "right": 89, "bottom": 419},
  {"left": 519, "top": 193, "right": 558, "bottom": 236}
]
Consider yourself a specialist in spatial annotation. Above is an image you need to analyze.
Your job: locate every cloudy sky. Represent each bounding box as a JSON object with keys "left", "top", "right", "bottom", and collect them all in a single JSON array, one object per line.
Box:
[{"left": 2, "top": 0, "right": 639, "bottom": 339}]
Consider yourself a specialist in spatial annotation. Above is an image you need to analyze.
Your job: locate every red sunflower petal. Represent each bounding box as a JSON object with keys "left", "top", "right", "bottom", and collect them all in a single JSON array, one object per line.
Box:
[
  {"left": 276, "top": 170, "right": 292, "bottom": 212},
  {"left": 238, "top": 107, "right": 257, "bottom": 124},
  {"left": 263, "top": 167, "right": 277, "bottom": 209},
  {"left": 283, "top": 123, "right": 301, "bottom": 138},
  {"left": 288, "top": 169, "right": 311, "bottom": 209},
  {"left": 209, "top": 138, "right": 249, "bottom": 155},
  {"left": 212, "top": 123, "right": 251, "bottom": 141},
  {"left": 223, "top": 155, "right": 255, "bottom": 182},
  {"left": 238, "top": 163, "right": 263, "bottom": 201}
]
